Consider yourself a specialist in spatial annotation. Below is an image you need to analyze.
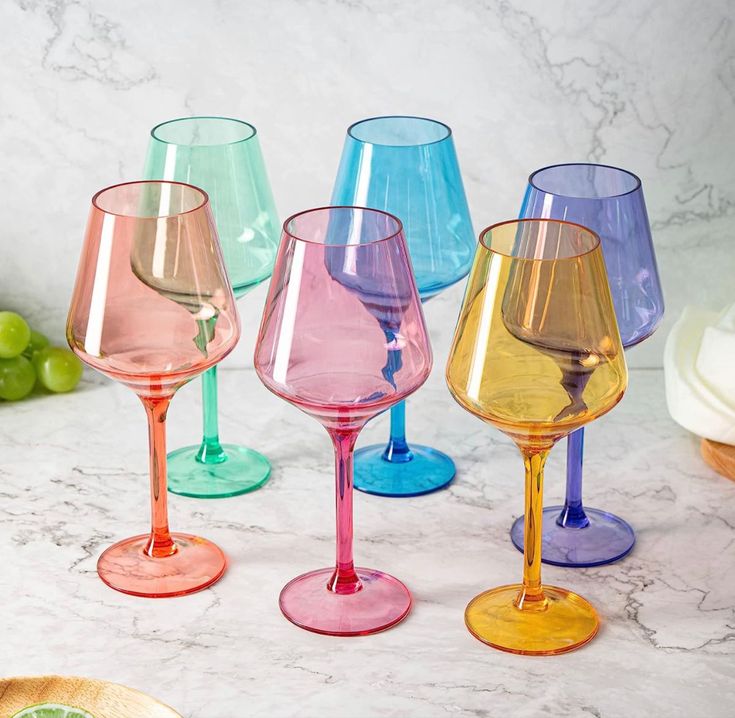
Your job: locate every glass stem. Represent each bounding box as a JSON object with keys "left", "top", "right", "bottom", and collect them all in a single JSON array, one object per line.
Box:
[
  {"left": 515, "top": 447, "right": 550, "bottom": 610},
  {"left": 557, "top": 428, "right": 590, "bottom": 528},
  {"left": 381, "top": 400, "right": 413, "bottom": 463},
  {"left": 141, "top": 396, "right": 176, "bottom": 558},
  {"left": 196, "top": 365, "right": 227, "bottom": 464},
  {"left": 327, "top": 429, "right": 362, "bottom": 594}
]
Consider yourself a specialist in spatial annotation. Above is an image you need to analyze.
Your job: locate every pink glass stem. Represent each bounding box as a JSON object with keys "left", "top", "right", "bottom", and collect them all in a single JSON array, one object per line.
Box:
[
  {"left": 327, "top": 430, "right": 361, "bottom": 594},
  {"left": 141, "top": 395, "right": 176, "bottom": 558}
]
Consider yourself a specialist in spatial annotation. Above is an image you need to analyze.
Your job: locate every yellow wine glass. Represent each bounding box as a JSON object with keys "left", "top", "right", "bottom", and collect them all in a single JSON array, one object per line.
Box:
[{"left": 446, "top": 219, "right": 627, "bottom": 655}]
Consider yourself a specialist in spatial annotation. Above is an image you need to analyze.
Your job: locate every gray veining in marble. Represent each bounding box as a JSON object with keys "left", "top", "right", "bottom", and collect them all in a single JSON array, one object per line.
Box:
[
  {"left": 1, "top": 0, "right": 734, "bottom": 369},
  {"left": 1, "top": 1, "right": 734, "bottom": 715},
  {"left": 1, "top": 364, "right": 734, "bottom": 717}
]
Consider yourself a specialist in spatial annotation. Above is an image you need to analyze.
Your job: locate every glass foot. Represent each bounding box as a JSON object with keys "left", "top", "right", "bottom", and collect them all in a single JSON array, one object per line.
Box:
[
  {"left": 97, "top": 532, "right": 227, "bottom": 598},
  {"left": 353, "top": 444, "right": 455, "bottom": 497},
  {"left": 279, "top": 567, "right": 412, "bottom": 636},
  {"left": 510, "top": 506, "right": 636, "bottom": 567},
  {"left": 465, "top": 584, "right": 599, "bottom": 655},
  {"left": 166, "top": 444, "right": 271, "bottom": 498}
]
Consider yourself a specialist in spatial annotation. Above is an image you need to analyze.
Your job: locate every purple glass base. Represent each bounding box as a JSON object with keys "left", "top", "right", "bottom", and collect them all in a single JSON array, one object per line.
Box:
[{"left": 510, "top": 506, "right": 635, "bottom": 568}]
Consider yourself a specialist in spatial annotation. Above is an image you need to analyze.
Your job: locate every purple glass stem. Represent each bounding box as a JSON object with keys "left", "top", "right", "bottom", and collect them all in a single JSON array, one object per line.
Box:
[{"left": 557, "top": 428, "right": 590, "bottom": 529}]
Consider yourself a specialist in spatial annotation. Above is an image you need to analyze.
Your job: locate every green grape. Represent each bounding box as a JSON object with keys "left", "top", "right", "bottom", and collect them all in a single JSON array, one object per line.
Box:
[
  {"left": 34, "top": 346, "right": 83, "bottom": 393},
  {"left": 0, "top": 311, "right": 31, "bottom": 358},
  {"left": 0, "top": 355, "right": 36, "bottom": 400},
  {"left": 22, "top": 329, "right": 50, "bottom": 359}
]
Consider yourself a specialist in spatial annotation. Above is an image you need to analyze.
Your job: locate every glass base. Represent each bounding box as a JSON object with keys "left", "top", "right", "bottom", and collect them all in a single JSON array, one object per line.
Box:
[
  {"left": 166, "top": 444, "right": 271, "bottom": 498},
  {"left": 465, "top": 584, "right": 599, "bottom": 655},
  {"left": 279, "top": 567, "right": 412, "bottom": 636},
  {"left": 353, "top": 444, "right": 455, "bottom": 497},
  {"left": 510, "top": 506, "right": 636, "bottom": 567},
  {"left": 97, "top": 532, "right": 227, "bottom": 598}
]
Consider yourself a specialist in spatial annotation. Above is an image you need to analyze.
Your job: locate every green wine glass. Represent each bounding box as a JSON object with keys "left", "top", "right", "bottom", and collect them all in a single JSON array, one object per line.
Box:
[{"left": 144, "top": 117, "right": 279, "bottom": 498}]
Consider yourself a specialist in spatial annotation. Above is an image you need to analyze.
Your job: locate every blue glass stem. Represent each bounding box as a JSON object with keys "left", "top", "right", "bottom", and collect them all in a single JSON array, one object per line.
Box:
[
  {"left": 556, "top": 428, "right": 590, "bottom": 528},
  {"left": 195, "top": 365, "right": 227, "bottom": 464},
  {"left": 381, "top": 400, "right": 414, "bottom": 463}
]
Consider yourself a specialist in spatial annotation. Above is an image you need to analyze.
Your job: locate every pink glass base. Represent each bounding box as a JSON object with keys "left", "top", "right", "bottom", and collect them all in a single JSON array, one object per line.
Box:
[
  {"left": 97, "top": 532, "right": 227, "bottom": 598},
  {"left": 279, "top": 567, "right": 412, "bottom": 636}
]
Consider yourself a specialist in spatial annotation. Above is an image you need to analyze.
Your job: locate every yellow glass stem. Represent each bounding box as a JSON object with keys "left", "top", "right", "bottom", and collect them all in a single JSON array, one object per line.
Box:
[{"left": 516, "top": 448, "right": 550, "bottom": 611}]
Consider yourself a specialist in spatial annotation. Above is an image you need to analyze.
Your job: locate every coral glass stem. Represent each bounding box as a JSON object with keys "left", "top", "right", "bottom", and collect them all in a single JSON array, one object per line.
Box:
[{"left": 142, "top": 396, "right": 176, "bottom": 558}]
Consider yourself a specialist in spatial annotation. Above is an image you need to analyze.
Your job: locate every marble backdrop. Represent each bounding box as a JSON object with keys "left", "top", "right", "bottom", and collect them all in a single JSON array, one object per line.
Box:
[{"left": 1, "top": 0, "right": 733, "bottom": 368}]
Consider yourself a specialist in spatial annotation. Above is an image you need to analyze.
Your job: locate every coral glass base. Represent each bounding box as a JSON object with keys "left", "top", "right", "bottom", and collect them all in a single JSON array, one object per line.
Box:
[
  {"left": 97, "top": 532, "right": 227, "bottom": 598},
  {"left": 353, "top": 444, "right": 455, "bottom": 497},
  {"left": 166, "top": 444, "right": 271, "bottom": 499},
  {"left": 465, "top": 584, "right": 599, "bottom": 655},
  {"left": 279, "top": 567, "right": 412, "bottom": 636},
  {"left": 510, "top": 506, "right": 636, "bottom": 567}
]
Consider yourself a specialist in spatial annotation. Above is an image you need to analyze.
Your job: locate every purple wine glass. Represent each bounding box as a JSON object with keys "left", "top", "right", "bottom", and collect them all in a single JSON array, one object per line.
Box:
[{"left": 510, "top": 163, "right": 665, "bottom": 567}]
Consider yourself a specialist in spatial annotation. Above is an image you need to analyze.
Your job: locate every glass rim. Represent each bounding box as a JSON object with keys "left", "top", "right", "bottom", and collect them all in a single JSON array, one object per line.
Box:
[
  {"left": 150, "top": 116, "right": 258, "bottom": 147},
  {"left": 528, "top": 162, "right": 642, "bottom": 199},
  {"left": 347, "top": 115, "right": 452, "bottom": 147},
  {"left": 282, "top": 205, "right": 404, "bottom": 246},
  {"left": 92, "top": 180, "right": 209, "bottom": 219},
  {"left": 478, "top": 218, "right": 601, "bottom": 261}
]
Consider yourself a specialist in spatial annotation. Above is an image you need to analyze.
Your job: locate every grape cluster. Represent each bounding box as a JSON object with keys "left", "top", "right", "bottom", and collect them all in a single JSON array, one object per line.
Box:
[{"left": 0, "top": 311, "right": 83, "bottom": 401}]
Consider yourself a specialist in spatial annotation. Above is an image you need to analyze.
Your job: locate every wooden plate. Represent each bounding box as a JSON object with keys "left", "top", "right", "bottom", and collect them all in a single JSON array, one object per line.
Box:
[
  {"left": 0, "top": 676, "right": 182, "bottom": 718},
  {"left": 701, "top": 438, "right": 735, "bottom": 481}
]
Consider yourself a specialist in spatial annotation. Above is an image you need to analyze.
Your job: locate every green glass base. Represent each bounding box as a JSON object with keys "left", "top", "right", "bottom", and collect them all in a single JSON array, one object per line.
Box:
[{"left": 167, "top": 444, "right": 271, "bottom": 499}]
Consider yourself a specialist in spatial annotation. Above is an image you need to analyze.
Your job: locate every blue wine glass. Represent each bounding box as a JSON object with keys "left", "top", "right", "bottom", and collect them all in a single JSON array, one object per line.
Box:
[
  {"left": 510, "top": 163, "right": 665, "bottom": 566},
  {"left": 331, "top": 116, "right": 475, "bottom": 496}
]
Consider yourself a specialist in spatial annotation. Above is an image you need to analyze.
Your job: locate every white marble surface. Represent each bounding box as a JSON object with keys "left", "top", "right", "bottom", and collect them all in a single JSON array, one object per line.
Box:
[
  {"left": 2, "top": 358, "right": 734, "bottom": 717},
  {"left": 1, "top": 0, "right": 735, "bottom": 368},
  {"left": 1, "top": 0, "right": 735, "bottom": 714}
]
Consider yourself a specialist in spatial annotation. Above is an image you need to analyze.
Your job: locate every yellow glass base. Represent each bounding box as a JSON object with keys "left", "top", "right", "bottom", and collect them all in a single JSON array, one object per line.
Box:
[{"left": 465, "top": 584, "right": 599, "bottom": 655}]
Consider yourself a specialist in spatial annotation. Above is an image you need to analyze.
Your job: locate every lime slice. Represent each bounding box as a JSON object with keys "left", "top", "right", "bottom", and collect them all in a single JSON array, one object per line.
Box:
[{"left": 11, "top": 703, "right": 95, "bottom": 718}]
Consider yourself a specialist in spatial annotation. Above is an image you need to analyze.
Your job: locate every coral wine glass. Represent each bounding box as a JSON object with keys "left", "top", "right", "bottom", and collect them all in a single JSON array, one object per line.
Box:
[
  {"left": 67, "top": 180, "right": 240, "bottom": 597},
  {"left": 510, "top": 163, "right": 664, "bottom": 567},
  {"left": 254, "top": 206, "right": 432, "bottom": 635},
  {"left": 446, "top": 219, "right": 627, "bottom": 654},
  {"left": 331, "top": 116, "right": 475, "bottom": 497}
]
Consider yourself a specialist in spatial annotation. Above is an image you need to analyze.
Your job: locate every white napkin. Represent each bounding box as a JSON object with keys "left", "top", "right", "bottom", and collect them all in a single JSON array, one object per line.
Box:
[{"left": 664, "top": 304, "right": 735, "bottom": 445}]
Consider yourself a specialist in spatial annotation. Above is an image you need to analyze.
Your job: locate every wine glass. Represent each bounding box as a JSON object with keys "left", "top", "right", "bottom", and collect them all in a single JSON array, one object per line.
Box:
[
  {"left": 446, "top": 219, "right": 627, "bottom": 654},
  {"left": 510, "top": 163, "right": 664, "bottom": 566},
  {"left": 331, "top": 116, "right": 475, "bottom": 497},
  {"left": 67, "top": 181, "right": 240, "bottom": 597},
  {"left": 144, "top": 116, "right": 279, "bottom": 499},
  {"left": 254, "top": 206, "right": 432, "bottom": 635}
]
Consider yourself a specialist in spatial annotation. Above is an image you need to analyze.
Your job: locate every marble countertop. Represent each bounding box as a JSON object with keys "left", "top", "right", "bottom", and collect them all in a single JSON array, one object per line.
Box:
[{"left": 2, "top": 364, "right": 734, "bottom": 717}]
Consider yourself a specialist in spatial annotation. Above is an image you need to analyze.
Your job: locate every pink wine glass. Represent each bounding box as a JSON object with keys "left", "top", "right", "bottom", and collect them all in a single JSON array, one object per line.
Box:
[
  {"left": 67, "top": 181, "right": 240, "bottom": 598},
  {"left": 254, "top": 206, "right": 432, "bottom": 635}
]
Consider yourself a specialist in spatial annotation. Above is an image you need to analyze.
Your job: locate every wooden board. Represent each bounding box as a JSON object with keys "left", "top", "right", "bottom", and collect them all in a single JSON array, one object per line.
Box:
[
  {"left": 701, "top": 438, "right": 735, "bottom": 481},
  {"left": 0, "top": 676, "right": 182, "bottom": 718}
]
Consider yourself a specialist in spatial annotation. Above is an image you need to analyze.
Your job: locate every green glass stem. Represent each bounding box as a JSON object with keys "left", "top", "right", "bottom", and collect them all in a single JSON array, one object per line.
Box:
[{"left": 195, "top": 365, "right": 228, "bottom": 464}]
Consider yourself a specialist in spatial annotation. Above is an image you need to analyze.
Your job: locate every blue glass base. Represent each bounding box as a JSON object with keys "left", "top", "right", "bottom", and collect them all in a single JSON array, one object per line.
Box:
[
  {"left": 353, "top": 443, "right": 455, "bottom": 497},
  {"left": 510, "top": 506, "right": 635, "bottom": 568}
]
